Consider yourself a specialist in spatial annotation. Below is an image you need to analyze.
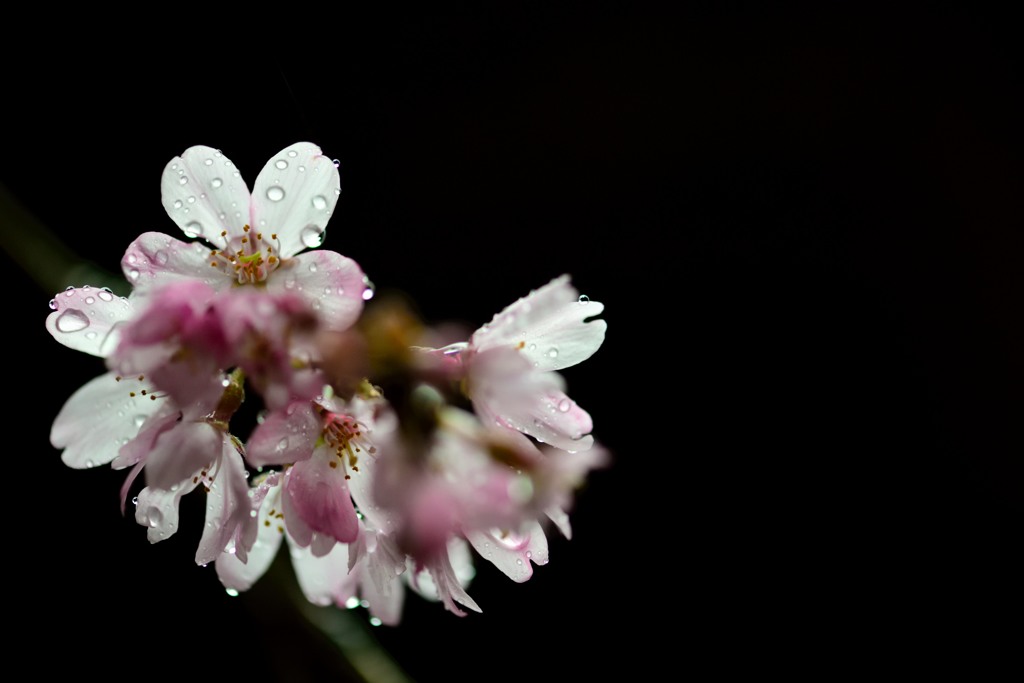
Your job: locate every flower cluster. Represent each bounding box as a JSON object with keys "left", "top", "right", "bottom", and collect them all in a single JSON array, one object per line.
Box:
[{"left": 47, "top": 142, "right": 607, "bottom": 624}]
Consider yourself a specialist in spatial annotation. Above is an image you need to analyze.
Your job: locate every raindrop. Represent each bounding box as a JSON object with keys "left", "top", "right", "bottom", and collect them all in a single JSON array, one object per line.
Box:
[
  {"left": 312, "top": 195, "right": 328, "bottom": 211},
  {"left": 526, "top": 551, "right": 533, "bottom": 558},
  {"left": 148, "top": 508, "right": 163, "bottom": 527},
  {"left": 204, "top": 158, "right": 214, "bottom": 166},
  {"left": 173, "top": 199, "right": 183, "bottom": 209},
  {"left": 369, "top": 617, "right": 383, "bottom": 627},
  {"left": 98, "top": 288, "right": 114, "bottom": 302},
  {"left": 85, "top": 459, "right": 95, "bottom": 468},
  {"left": 297, "top": 165, "right": 306, "bottom": 173},
  {"left": 266, "top": 186, "right": 286, "bottom": 202},
  {"left": 516, "top": 559, "right": 523, "bottom": 566},
  {"left": 284, "top": 277, "right": 296, "bottom": 290},
  {"left": 287, "top": 149, "right": 298, "bottom": 158},
  {"left": 187, "top": 196, "right": 196, "bottom": 204},
  {"left": 178, "top": 176, "right": 188, "bottom": 186},
  {"left": 132, "top": 496, "right": 139, "bottom": 506},
  {"left": 558, "top": 398, "right": 572, "bottom": 413},
  {"left": 211, "top": 177, "right": 223, "bottom": 188},
  {"left": 276, "top": 437, "right": 289, "bottom": 453},
  {"left": 183, "top": 221, "right": 203, "bottom": 238},
  {"left": 362, "top": 278, "right": 376, "bottom": 301},
  {"left": 547, "top": 347, "right": 559, "bottom": 359},
  {"left": 84, "top": 296, "right": 95, "bottom": 305},
  {"left": 275, "top": 159, "right": 288, "bottom": 170},
  {"left": 345, "top": 597, "right": 360, "bottom": 609},
  {"left": 85, "top": 331, "right": 97, "bottom": 340},
  {"left": 225, "top": 588, "right": 239, "bottom": 597},
  {"left": 308, "top": 263, "right": 318, "bottom": 274},
  {"left": 250, "top": 510, "right": 258, "bottom": 518},
  {"left": 127, "top": 253, "right": 137, "bottom": 264},
  {"left": 55, "top": 309, "right": 89, "bottom": 333},
  {"left": 578, "top": 294, "right": 590, "bottom": 304},
  {"left": 324, "top": 287, "right": 333, "bottom": 295},
  {"left": 48, "top": 299, "right": 57, "bottom": 310},
  {"left": 155, "top": 251, "right": 169, "bottom": 265},
  {"left": 128, "top": 269, "right": 140, "bottom": 281},
  {"left": 221, "top": 377, "right": 231, "bottom": 388},
  {"left": 331, "top": 159, "right": 340, "bottom": 167},
  {"left": 300, "top": 225, "right": 324, "bottom": 248}
]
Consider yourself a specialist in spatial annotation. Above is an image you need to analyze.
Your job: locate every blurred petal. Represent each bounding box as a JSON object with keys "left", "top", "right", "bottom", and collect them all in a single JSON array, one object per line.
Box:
[
  {"left": 144, "top": 421, "right": 222, "bottom": 491},
  {"left": 196, "top": 444, "right": 251, "bottom": 566},
  {"left": 246, "top": 401, "right": 321, "bottom": 467},
  {"left": 267, "top": 250, "right": 365, "bottom": 331},
  {"left": 288, "top": 537, "right": 355, "bottom": 607},
  {"left": 466, "top": 520, "right": 549, "bottom": 584},
  {"left": 216, "top": 481, "right": 285, "bottom": 592}
]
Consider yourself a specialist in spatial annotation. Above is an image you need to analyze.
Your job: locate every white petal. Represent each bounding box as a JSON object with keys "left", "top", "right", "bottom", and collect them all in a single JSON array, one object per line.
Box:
[
  {"left": 250, "top": 142, "right": 341, "bottom": 259},
  {"left": 121, "top": 232, "right": 233, "bottom": 299},
  {"left": 466, "top": 520, "right": 549, "bottom": 584},
  {"left": 50, "top": 372, "right": 163, "bottom": 469},
  {"left": 161, "top": 145, "right": 252, "bottom": 249},
  {"left": 471, "top": 275, "right": 606, "bottom": 371},
  {"left": 196, "top": 444, "right": 252, "bottom": 566},
  {"left": 135, "top": 477, "right": 200, "bottom": 543},
  {"left": 287, "top": 536, "right": 355, "bottom": 607},
  {"left": 46, "top": 286, "right": 133, "bottom": 358},
  {"left": 266, "top": 249, "right": 365, "bottom": 331},
  {"left": 545, "top": 506, "right": 572, "bottom": 540},
  {"left": 216, "top": 480, "right": 285, "bottom": 592}
]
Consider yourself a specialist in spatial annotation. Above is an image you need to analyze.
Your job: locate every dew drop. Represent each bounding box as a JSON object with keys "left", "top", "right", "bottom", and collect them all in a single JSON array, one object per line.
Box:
[
  {"left": 148, "top": 508, "right": 163, "bottom": 527},
  {"left": 578, "top": 294, "right": 590, "bottom": 304},
  {"left": 128, "top": 269, "right": 140, "bottom": 281},
  {"left": 331, "top": 158, "right": 340, "bottom": 168},
  {"left": 127, "top": 253, "right": 137, "bottom": 264},
  {"left": 266, "top": 186, "right": 286, "bottom": 202},
  {"left": 98, "top": 288, "right": 114, "bottom": 302},
  {"left": 547, "top": 347, "right": 559, "bottom": 359},
  {"left": 187, "top": 195, "right": 196, "bottom": 204},
  {"left": 48, "top": 299, "right": 57, "bottom": 310},
  {"left": 183, "top": 221, "right": 203, "bottom": 238},
  {"left": 275, "top": 437, "right": 289, "bottom": 453},
  {"left": 204, "top": 158, "right": 214, "bottom": 166},
  {"left": 284, "top": 277, "right": 296, "bottom": 290},
  {"left": 178, "top": 176, "right": 188, "bottom": 186},
  {"left": 297, "top": 165, "right": 306, "bottom": 173},
  {"left": 300, "top": 225, "right": 325, "bottom": 248},
  {"left": 275, "top": 159, "right": 288, "bottom": 170},
  {"left": 225, "top": 588, "right": 239, "bottom": 597},
  {"left": 526, "top": 551, "right": 533, "bottom": 558},
  {"left": 55, "top": 309, "right": 89, "bottom": 333},
  {"left": 173, "top": 199, "right": 183, "bottom": 209},
  {"left": 324, "top": 286, "right": 333, "bottom": 295},
  {"left": 84, "top": 296, "right": 95, "bottom": 305},
  {"left": 155, "top": 251, "right": 169, "bottom": 265},
  {"left": 211, "top": 177, "right": 223, "bottom": 188},
  {"left": 85, "top": 459, "right": 95, "bottom": 468},
  {"left": 516, "top": 559, "right": 523, "bottom": 566},
  {"left": 132, "top": 496, "right": 139, "bottom": 506},
  {"left": 287, "top": 149, "right": 299, "bottom": 158},
  {"left": 312, "top": 195, "right": 328, "bottom": 211},
  {"left": 133, "top": 414, "right": 147, "bottom": 428},
  {"left": 84, "top": 331, "right": 97, "bottom": 340},
  {"left": 308, "top": 263, "right": 318, "bottom": 274},
  {"left": 249, "top": 509, "right": 258, "bottom": 518},
  {"left": 369, "top": 617, "right": 383, "bottom": 627},
  {"left": 558, "top": 398, "right": 572, "bottom": 413},
  {"left": 362, "top": 278, "right": 376, "bottom": 301}
]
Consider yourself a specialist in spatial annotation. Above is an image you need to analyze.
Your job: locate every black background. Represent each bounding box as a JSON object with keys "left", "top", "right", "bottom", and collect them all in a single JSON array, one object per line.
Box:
[{"left": 3, "top": 4, "right": 1024, "bottom": 679}]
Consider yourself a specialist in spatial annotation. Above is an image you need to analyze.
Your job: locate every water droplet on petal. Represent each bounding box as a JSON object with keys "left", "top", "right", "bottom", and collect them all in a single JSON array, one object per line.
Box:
[
  {"left": 127, "top": 253, "right": 137, "bottom": 264},
  {"left": 225, "top": 588, "right": 239, "bottom": 597},
  {"left": 155, "top": 251, "right": 169, "bottom": 265},
  {"left": 266, "top": 186, "right": 285, "bottom": 202},
  {"left": 183, "top": 221, "right": 203, "bottom": 238},
  {"left": 516, "top": 559, "right": 523, "bottom": 565},
  {"left": 578, "top": 294, "right": 590, "bottom": 304},
  {"left": 284, "top": 277, "right": 296, "bottom": 290},
  {"left": 547, "top": 347, "right": 559, "bottom": 359},
  {"left": 204, "top": 158, "right": 214, "bottom": 166},
  {"left": 300, "top": 225, "right": 324, "bottom": 248},
  {"left": 332, "top": 159, "right": 340, "bottom": 168},
  {"left": 312, "top": 195, "right": 328, "bottom": 211},
  {"left": 275, "top": 437, "right": 289, "bottom": 453},
  {"left": 173, "top": 199, "right": 183, "bottom": 209},
  {"left": 98, "top": 288, "right": 114, "bottom": 302},
  {"left": 133, "top": 414, "right": 147, "bottom": 428},
  {"left": 48, "top": 299, "right": 57, "bottom": 310},
  {"left": 178, "top": 176, "right": 188, "bottom": 186},
  {"left": 187, "top": 196, "right": 196, "bottom": 204},
  {"left": 345, "top": 596, "right": 360, "bottom": 609},
  {"left": 129, "top": 269, "right": 140, "bottom": 281},
  {"left": 85, "top": 331, "right": 97, "bottom": 340},
  {"left": 287, "top": 149, "right": 299, "bottom": 158},
  {"left": 132, "top": 496, "right": 139, "bottom": 506},
  {"left": 369, "top": 617, "right": 383, "bottom": 627},
  {"left": 558, "top": 398, "right": 572, "bottom": 413},
  {"left": 148, "top": 508, "right": 163, "bottom": 527},
  {"left": 362, "top": 278, "right": 376, "bottom": 301},
  {"left": 84, "top": 296, "right": 95, "bottom": 305},
  {"left": 275, "top": 159, "right": 288, "bottom": 170},
  {"left": 211, "top": 177, "right": 223, "bottom": 188},
  {"left": 85, "top": 459, "right": 95, "bottom": 468},
  {"left": 298, "top": 165, "right": 306, "bottom": 172},
  {"left": 55, "top": 309, "right": 90, "bottom": 333},
  {"left": 526, "top": 550, "right": 533, "bottom": 558},
  {"left": 308, "top": 263, "right": 318, "bottom": 274}
]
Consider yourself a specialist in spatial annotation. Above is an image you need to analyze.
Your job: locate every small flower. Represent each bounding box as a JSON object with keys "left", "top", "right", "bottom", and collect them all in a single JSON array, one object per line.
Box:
[{"left": 122, "top": 142, "right": 367, "bottom": 331}]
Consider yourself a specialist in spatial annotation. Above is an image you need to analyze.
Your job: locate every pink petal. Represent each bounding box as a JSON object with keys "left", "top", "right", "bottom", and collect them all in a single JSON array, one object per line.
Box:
[
  {"left": 215, "top": 478, "right": 285, "bottom": 592},
  {"left": 46, "top": 286, "right": 133, "bottom": 358},
  {"left": 360, "top": 534, "right": 406, "bottom": 625},
  {"left": 196, "top": 444, "right": 252, "bottom": 566},
  {"left": 144, "top": 421, "right": 223, "bottom": 491},
  {"left": 245, "top": 400, "right": 321, "bottom": 467},
  {"left": 545, "top": 506, "right": 572, "bottom": 540},
  {"left": 266, "top": 250, "right": 366, "bottom": 331},
  {"left": 135, "top": 477, "right": 201, "bottom": 543},
  {"left": 161, "top": 145, "right": 252, "bottom": 249},
  {"left": 471, "top": 274, "right": 606, "bottom": 371},
  {"left": 112, "top": 405, "right": 180, "bottom": 470},
  {"left": 121, "top": 232, "right": 233, "bottom": 299},
  {"left": 287, "top": 536, "right": 356, "bottom": 607},
  {"left": 283, "top": 449, "right": 360, "bottom": 545},
  {"left": 250, "top": 142, "right": 341, "bottom": 259},
  {"left": 466, "top": 520, "right": 549, "bottom": 584},
  {"left": 50, "top": 372, "right": 163, "bottom": 469},
  {"left": 414, "top": 539, "right": 481, "bottom": 617}
]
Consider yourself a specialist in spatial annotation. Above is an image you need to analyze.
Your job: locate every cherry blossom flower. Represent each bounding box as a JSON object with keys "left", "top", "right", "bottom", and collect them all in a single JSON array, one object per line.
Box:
[{"left": 122, "top": 142, "right": 368, "bottom": 331}]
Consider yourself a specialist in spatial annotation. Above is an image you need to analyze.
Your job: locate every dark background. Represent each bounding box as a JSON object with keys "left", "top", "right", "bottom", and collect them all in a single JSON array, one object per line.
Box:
[{"left": 3, "top": 4, "right": 1024, "bottom": 679}]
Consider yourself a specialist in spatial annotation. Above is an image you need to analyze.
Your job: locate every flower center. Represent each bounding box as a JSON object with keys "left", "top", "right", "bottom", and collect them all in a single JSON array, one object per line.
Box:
[
  {"left": 322, "top": 411, "right": 375, "bottom": 479},
  {"left": 208, "top": 225, "right": 282, "bottom": 285}
]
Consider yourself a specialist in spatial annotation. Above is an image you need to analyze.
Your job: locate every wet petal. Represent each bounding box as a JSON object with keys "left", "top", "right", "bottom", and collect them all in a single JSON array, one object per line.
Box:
[
  {"left": 135, "top": 477, "right": 200, "bottom": 543},
  {"left": 267, "top": 250, "right": 365, "bottom": 331},
  {"left": 121, "top": 232, "right": 232, "bottom": 299},
  {"left": 545, "top": 506, "right": 572, "bottom": 540},
  {"left": 287, "top": 536, "right": 356, "bottom": 607},
  {"left": 196, "top": 444, "right": 252, "bottom": 566},
  {"left": 412, "top": 539, "right": 481, "bottom": 617},
  {"left": 466, "top": 520, "right": 549, "bottom": 584},
  {"left": 50, "top": 372, "right": 163, "bottom": 469},
  {"left": 46, "top": 287, "right": 133, "bottom": 358},
  {"left": 471, "top": 275, "right": 606, "bottom": 371},
  {"left": 284, "top": 446, "right": 360, "bottom": 545},
  {"left": 161, "top": 145, "right": 251, "bottom": 249},
  {"left": 250, "top": 142, "right": 341, "bottom": 259},
  {"left": 144, "top": 421, "right": 223, "bottom": 491},
  {"left": 246, "top": 400, "right": 321, "bottom": 467},
  {"left": 215, "top": 479, "right": 285, "bottom": 592}
]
